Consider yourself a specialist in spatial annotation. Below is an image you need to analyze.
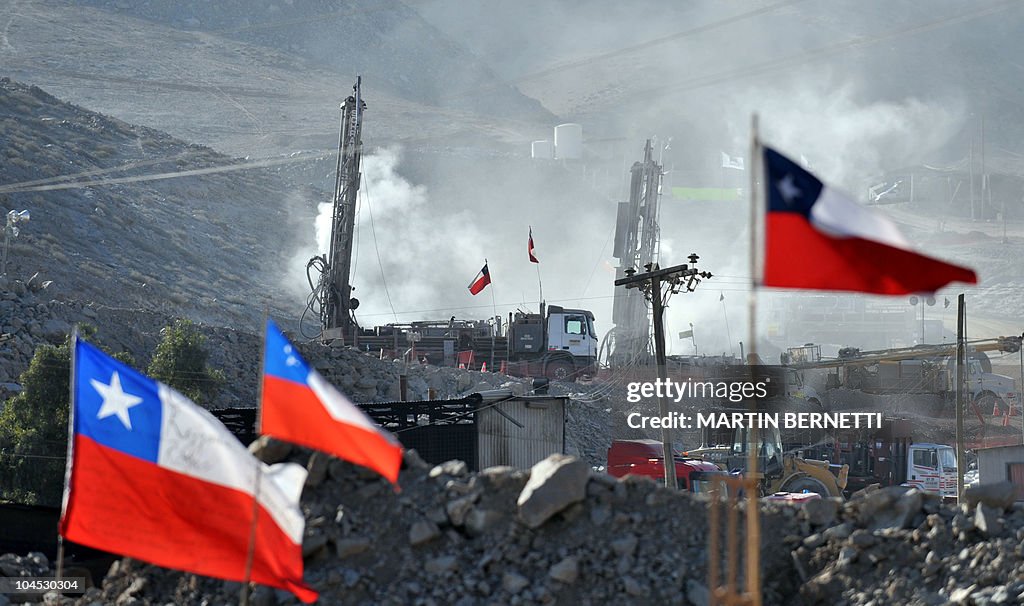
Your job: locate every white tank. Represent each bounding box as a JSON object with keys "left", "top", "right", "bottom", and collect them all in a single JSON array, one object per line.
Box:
[
  {"left": 554, "top": 123, "right": 583, "bottom": 160},
  {"left": 531, "top": 140, "right": 554, "bottom": 160}
]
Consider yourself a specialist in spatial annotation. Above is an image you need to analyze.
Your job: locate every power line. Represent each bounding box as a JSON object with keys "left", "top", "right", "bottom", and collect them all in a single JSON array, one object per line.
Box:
[
  {"left": 511, "top": 0, "right": 809, "bottom": 85},
  {"left": 612, "top": 0, "right": 1020, "bottom": 103},
  {"left": 0, "top": 150, "right": 331, "bottom": 194}
]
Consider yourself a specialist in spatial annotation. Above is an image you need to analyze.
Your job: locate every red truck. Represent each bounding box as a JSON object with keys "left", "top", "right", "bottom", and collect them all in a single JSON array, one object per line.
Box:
[{"left": 607, "top": 439, "right": 725, "bottom": 492}]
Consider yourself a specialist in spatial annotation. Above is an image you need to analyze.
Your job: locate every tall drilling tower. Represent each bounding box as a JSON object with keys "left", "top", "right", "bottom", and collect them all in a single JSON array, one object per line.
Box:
[
  {"left": 607, "top": 140, "right": 662, "bottom": 365},
  {"left": 312, "top": 78, "right": 366, "bottom": 341}
]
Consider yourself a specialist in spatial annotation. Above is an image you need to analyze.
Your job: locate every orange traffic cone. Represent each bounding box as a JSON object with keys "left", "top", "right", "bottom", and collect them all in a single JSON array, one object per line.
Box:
[
  {"left": 993, "top": 401, "right": 1002, "bottom": 416},
  {"left": 1003, "top": 409, "right": 1011, "bottom": 427},
  {"left": 481, "top": 362, "right": 487, "bottom": 372},
  {"left": 1009, "top": 403, "right": 1019, "bottom": 417}
]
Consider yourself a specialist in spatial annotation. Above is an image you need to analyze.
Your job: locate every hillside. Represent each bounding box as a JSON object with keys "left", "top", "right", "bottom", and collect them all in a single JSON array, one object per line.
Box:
[
  {"left": 0, "top": 78, "right": 311, "bottom": 330},
  {"left": 3, "top": 0, "right": 552, "bottom": 157}
]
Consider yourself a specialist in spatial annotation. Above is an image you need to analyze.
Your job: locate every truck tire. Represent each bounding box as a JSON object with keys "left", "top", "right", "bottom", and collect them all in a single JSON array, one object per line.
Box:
[
  {"left": 545, "top": 360, "right": 574, "bottom": 381},
  {"left": 781, "top": 475, "right": 831, "bottom": 498}
]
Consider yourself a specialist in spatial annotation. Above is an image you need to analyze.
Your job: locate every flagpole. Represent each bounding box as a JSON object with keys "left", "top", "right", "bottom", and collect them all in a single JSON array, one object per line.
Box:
[
  {"left": 57, "top": 326, "right": 79, "bottom": 587},
  {"left": 536, "top": 264, "right": 543, "bottom": 312},
  {"left": 239, "top": 464, "right": 263, "bottom": 606},
  {"left": 241, "top": 312, "right": 269, "bottom": 606},
  {"left": 487, "top": 258, "right": 497, "bottom": 371},
  {"left": 531, "top": 227, "right": 543, "bottom": 311},
  {"left": 746, "top": 112, "right": 762, "bottom": 606},
  {"left": 721, "top": 293, "right": 734, "bottom": 356}
]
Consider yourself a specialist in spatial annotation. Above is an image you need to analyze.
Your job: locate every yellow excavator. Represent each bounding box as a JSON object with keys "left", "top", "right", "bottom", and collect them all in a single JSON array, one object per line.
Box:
[{"left": 686, "top": 422, "right": 848, "bottom": 498}]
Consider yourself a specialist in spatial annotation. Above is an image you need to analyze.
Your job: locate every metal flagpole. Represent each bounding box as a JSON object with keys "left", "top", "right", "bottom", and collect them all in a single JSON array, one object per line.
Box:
[
  {"left": 488, "top": 259, "right": 497, "bottom": 370},
  {"left": 536, "top": 263, "right": 543, "bottom": 312},
  {"left": 721, "top": 293, "right": 734, "bottom": 356},
  {"left": 531, "top": 226, "right": 543, "bottom": 310}
]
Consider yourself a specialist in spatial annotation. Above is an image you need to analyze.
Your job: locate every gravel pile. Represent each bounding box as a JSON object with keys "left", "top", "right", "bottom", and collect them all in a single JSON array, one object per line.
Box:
[
  {"left": 60, "top": 446, "right": 807, "bottom": 606},
  {"left": 796, "top": 484, "right": 1024, "bottom": 605},
  {"left": 2, "top": 446, "right": 1023, "bottom": 604}
]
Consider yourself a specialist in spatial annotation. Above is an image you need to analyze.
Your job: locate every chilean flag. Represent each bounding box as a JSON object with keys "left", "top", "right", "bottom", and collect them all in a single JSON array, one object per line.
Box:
[
  {"left": 528, "top": 228, "right": 539, "bottom": 263},
  {"left": 468, "top": 262, "right": 491, "bottom": 295},
  {"left": 60, "top": 339, "right": 317, "bottom": 603},
  {"left": 260, "top": 319, "right": 403, "bottom": 484},
  {"left": 763, "top": 145, "right": 977, "bottom": 294}
]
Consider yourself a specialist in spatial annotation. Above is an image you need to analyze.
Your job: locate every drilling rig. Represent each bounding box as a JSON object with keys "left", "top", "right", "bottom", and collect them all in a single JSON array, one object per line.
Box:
[
  {"left": 309, "top": 78, "right": 366, "bottom": 342},
  {"left": 604, "top": 139, "right": 663, "bottom": 366}
]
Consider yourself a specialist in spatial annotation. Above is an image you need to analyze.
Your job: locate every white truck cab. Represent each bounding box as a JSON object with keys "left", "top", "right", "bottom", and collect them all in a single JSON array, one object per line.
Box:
[{"left": 904, "top": 443, "right": 957, "bottom": 499}]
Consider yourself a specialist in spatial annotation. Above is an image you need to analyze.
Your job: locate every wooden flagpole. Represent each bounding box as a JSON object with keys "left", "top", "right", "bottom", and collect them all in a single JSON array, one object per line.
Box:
[
  {"left": 240, "top": 311, "right": 270, "bottom": 606},
  {"left": 746, "top": 113, "right": 762, "bottom": 605},
  {"left": 57, "top": 326, "right": 80, "bottom": 587}
]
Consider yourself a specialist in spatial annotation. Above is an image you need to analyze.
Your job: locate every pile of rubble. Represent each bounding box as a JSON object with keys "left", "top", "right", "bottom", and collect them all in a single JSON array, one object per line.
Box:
[
  {"left": 797, "top": 483, "right": 1024, "bottom": 605},
  {"left": 4, "top": 442, "right": 1019, "bottom": 605},
  {"left": 59, "top": 445, "right": 806, "bottom": 606}
]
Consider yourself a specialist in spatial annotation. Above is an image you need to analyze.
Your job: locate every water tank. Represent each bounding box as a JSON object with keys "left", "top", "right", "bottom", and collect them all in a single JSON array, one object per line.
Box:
[
  {"left": 531, "top": 140, "right": 554, "bottom": 160},
  {"left": 554, "top": 123, "right": 583, "bottom": 160}
]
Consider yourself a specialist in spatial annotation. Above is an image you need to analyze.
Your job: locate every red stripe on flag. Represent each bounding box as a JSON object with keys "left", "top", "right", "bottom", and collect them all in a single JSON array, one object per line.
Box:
[
  {"left": 261, "top": 375, "right": 403, "bottom": 483},
  {"left": 468, "top": 264, "right": 491, "bottom": 295},
  {"left": 60, "top": 436, "right": 316, "bottom": 602},
  {"left": 764, "top": 214, "right": 977, "bottom": 294}
]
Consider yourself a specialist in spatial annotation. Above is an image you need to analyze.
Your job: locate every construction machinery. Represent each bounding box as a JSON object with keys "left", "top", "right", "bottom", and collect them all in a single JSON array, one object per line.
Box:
[
  {"left": 783, "top": 338, "right": 1022, "bottom": 417},
  {"left": 308, "top": 77, "right": 366, "bottom": 341},
  {"left": 603, "top": 139, "right": 663, "bottom": 367},
  {"left": 800, "top": 417, "right": 959, "bottom": 499},
  {"left": 350, "top": 304, "right": 598, "bottom": 380},
  {"left": 689, "top": 420, "right": 849, "bottom": 498}
]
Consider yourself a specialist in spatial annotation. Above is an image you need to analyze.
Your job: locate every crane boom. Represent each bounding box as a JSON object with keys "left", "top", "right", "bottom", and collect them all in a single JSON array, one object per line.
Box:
[{"left": 786, "top": 336, "right": 1022, "bottom": 370}]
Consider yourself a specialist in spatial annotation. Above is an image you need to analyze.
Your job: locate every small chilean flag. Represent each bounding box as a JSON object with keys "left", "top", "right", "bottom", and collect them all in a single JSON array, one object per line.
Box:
[
  {"left": 260, "top": 319, "right": 403, "bottom": 484},
  {"left": 763, "top": 145, "right": 977, "bottom": 294},
  {"left": 528, "top": 228, "right": 539, "bottom": 263},
  {"left": 61, "top": 339, "right": 317, "bottom": 603},
  {"left": 468, "top": 262, "right": 491, "bottom": 295}
]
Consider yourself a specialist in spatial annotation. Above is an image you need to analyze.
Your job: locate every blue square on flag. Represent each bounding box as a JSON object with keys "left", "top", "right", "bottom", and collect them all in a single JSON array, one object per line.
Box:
[{"left": 74, "top": 341, "right": 162, "bottom": 463}]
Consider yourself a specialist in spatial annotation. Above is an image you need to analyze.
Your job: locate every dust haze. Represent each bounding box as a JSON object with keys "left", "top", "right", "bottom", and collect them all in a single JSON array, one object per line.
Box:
[{"left": 5, "top": 0, "right": 1021, "bottom": 356}]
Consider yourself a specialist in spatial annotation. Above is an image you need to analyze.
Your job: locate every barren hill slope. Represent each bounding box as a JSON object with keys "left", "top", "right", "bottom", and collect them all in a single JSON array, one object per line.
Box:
[{"left": 0, "top": 78, "right": 312, "bottom": 330}]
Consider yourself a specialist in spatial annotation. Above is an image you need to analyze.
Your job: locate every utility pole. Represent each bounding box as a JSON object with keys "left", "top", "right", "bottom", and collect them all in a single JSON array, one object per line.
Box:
[{"left": 615, "top": 256, "right": 712, "bottom": 489}]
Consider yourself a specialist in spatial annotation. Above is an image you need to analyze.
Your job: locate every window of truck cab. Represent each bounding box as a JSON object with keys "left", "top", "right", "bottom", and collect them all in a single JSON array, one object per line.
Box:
[{"left": 565, "top": 315, "right": 586, "bottom": 335}]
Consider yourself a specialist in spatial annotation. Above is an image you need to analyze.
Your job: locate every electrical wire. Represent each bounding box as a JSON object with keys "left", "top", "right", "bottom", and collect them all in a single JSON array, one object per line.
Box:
[{"left": 360, "top": 173, "right": 399, "bottom": 324}]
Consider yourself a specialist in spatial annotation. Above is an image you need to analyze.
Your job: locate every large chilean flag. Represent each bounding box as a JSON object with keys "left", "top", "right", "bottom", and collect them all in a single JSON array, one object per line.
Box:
[
  {"left": 763, "top": 146, "right": 977, "bottom": 294},
  {"left": 60, "top": 339, "right": 317, "bottom": 603},
  {"left": 260, "top": 319, "right": 403, "bottom": 484}
]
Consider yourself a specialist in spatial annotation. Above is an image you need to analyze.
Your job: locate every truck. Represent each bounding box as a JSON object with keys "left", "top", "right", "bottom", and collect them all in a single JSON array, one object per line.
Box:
[
  {"left": 349, "top": 304, "right": 598, "bottom": 380},
  {"left": 606, "top": 439, "right": 725, "bottom": 493},
  {"left": 820, "top": 418, "right": 958, "bottom": 498},
  {"left": 783, "top": 338, "right": 1022, "bottom": 416}
]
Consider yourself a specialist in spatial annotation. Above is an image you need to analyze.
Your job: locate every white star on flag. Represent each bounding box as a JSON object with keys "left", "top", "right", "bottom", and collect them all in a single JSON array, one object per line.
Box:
[
  {"left": 777, "top": 174, "right": 802, "bottom": 205},
  {"left": 283, "top": 344, "right": 300, "bottom": 367},
  {"left": 92, "top": 371, "right": 143, "bottom": 430}
]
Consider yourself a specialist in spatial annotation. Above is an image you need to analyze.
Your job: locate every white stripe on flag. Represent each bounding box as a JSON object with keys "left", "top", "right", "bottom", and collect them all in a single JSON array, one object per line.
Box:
[{"left": 809, "top": 185, "right": 910, "bottom": 250}]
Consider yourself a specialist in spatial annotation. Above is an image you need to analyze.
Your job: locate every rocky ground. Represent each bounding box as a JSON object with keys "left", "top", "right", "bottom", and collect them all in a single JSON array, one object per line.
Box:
[{"left": 2, "top": 449, "right": 1022, "bottom": 606}]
